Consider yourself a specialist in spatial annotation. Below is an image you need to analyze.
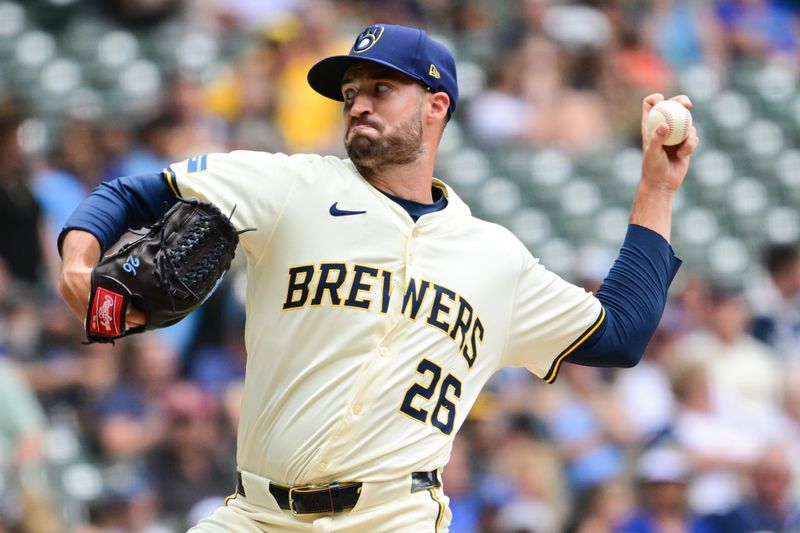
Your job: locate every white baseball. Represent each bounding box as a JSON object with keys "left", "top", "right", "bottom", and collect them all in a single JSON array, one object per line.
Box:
[{"left": 647, "top": 99, "right": 692, "bottom": 146}]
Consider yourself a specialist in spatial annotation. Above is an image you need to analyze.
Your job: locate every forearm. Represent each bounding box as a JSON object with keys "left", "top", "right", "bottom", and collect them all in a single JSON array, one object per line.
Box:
[
  {"left": 60, "top": 230, "right": 101, "bottom": 269},
  {"left": 57, "top": 230, "right": 102, "bottom": 321},
  {"left": 629, "top": 182, "right": 676, "bottom": 243},
  {"left": 569, "top": 224, "right": 681, "bottom": 367}
]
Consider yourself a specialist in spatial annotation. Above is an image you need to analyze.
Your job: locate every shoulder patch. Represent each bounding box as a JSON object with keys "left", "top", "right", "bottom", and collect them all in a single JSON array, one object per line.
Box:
[{"left": 188, "top": 154, "right": 208, "bottom": 173}]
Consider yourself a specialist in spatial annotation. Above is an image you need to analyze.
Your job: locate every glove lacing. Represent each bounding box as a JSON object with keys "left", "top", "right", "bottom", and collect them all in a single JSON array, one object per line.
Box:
[{"left": 157, "top": 199, "right": 252, "bottom": 311}]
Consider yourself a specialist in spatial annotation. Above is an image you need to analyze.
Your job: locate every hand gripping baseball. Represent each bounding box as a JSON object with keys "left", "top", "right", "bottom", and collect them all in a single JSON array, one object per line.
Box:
[{"left": 641, "top": 93, "right": 699, "bottom": 193}]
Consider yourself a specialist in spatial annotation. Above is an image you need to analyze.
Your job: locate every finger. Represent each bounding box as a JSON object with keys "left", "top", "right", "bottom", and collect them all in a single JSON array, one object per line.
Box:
[
  {"left": 647, "top": 123, "right": 670, "bottom": 151},
  {"left": 670, "top": 94, "right": 693, "bottom": 109},
  {"left": 676, "top": 127, "right": 700, "bottom": 159},
  {"left": 643, "top": 93, "right": 665, "bottom": 113},
  {"left": 126, "top": 308, "right": 146, "bottom": 328},
  {"left": 641, "top": 93, "right": 666, "bottom": 144}
]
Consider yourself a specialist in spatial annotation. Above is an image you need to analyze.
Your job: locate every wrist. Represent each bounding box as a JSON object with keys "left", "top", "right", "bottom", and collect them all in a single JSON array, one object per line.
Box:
[
  {"left": 637, "top": 179, "right": 678, "bottom": 197},
  {"left": 630, "top": 182, "right": 676, "bottom": 243}
]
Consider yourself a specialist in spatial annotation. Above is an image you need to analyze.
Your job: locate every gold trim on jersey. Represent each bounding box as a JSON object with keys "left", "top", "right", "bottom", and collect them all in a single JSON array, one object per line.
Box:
[
  {"left": 543, "top": 306, "right": 606, "bottom": 383},
  {"left": 428, "top": 487, "right": 445, "bottom": 532},
  {"left": 163, "top": 167, "right": 180, "bottom": 197},
  {"left": 431, "top": 181, "right": 448, "bottom": 200}
]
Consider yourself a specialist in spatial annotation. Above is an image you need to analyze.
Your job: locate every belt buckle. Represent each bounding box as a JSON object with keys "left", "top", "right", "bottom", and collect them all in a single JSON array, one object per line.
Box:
[{"left": 288, "top": 484, "right": 324, "bottom": 515}]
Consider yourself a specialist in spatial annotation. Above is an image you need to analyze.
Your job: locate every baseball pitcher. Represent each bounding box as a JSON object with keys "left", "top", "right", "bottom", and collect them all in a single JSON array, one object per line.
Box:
[{"left": 58, "top": 24, "right": 699, "bottom": 532}]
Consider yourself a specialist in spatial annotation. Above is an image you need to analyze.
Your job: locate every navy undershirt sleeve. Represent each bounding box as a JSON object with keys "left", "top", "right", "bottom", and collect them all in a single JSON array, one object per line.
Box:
[
  {"left": 568, "top": 224, "right": 682, "bottom": 368},
  {"left": 57, "top": 171, "right": 177, "bottom": 255}
]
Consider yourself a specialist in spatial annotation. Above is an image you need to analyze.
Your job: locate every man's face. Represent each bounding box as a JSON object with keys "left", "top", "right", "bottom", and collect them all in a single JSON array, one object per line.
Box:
[{"left": 341, "top": 63, "right": 426, "bottom": 173}]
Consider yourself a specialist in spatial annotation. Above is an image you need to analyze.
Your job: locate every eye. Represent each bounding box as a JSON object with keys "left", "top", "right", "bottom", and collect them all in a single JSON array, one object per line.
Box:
[
  {"left": 375, "top": 83, "right": 390, "bottom": 94},
  {"left": 342, "top": 88, "right": 355, "bottom": 103}
]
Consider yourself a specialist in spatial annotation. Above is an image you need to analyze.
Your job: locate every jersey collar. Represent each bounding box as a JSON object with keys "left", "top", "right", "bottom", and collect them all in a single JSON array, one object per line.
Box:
[{"left": 343, "top": 158, "right": 471, "bottom": 231}]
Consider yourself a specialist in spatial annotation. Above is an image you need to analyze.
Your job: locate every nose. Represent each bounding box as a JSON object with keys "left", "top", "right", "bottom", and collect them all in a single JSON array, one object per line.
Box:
[{"left": 346, "top": 91, "right": 373, "bottom": 117}]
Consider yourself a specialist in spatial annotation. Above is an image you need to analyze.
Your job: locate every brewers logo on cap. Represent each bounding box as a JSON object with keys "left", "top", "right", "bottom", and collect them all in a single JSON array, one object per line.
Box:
[{"left": 353, "top": 25, "right": 384, "bottom": 53}]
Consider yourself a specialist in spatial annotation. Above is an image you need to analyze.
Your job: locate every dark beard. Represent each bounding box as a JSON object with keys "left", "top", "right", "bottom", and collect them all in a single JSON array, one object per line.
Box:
[{"left": 345, "top": 108, "right": 423, "bottom": 179}]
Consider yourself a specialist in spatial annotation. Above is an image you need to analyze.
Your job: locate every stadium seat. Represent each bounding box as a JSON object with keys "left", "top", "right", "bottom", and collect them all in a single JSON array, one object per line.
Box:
[
  {"left": 438, "top": 120, "right": 464, "bottom": 155},
  {"left": 744, "top": 119, "right": 785, "bottom": 161},
  {"left": 118, "top": 58, "right": 162, "bottom": 98},
  {"left": 476, "top": 176, "right": 523, "bottom": 219},
  {"left": 454, "top": 60, "right": 486, "bottom": 102},
  {"left": 707, "top": 236, "right": 751, "bottom": 281},
  {"left": 594, "top": 206, "right": 631, "bottom": 246},
  {"left": 0, "top": 2, "right": 26, "bottom": 56},
  {"left": 40, "top": 57, "right": 83, "bottom": 96},
  {"left": 710, "top": 90, "right": 752, "bottom": 149},
  {"left": 175, "top": 32, "right": 219, "bottom": 72},
  {"left": 97, "top": 30, "right": 140, "bottom": 69},
  {"left": 675, "top": 206, "right": 720, "bottom": 247},
  {"left": 692, "top": 149, "right": 734, "bottom": 205},
  {"left": 506, "top": 207, "right": 553, "bottom": 249},
  {"left": 61, "top": 462, "right": 104, "bottom": 502},
  {"left": 610, "top": 147, "right": 642, "bottom": 190},
  {"left": 534, "top": 237, "right": 576, "bottom": 277},
  {"left": 765, "top": 206, "right": 800, "bottom": 244},
  {"left": 441, "top": 147, "right": 490, "bottom": 189},
  {"left": 13, "top": 30, "right": 56, "bottom": 89},
  {"left": 678, "top": 64, "right": 722, "bottom": 107}
]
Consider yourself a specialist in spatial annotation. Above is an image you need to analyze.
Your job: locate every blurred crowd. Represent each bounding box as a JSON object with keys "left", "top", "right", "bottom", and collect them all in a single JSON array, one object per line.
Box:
[{"left": 1, "top": 0, "right": 800, "bottom": 531}]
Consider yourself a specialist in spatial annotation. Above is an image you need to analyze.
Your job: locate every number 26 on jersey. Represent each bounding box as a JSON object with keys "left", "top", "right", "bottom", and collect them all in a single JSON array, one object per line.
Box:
[{"left": 399, "top": 358, "right": 462, "bottom": 435}]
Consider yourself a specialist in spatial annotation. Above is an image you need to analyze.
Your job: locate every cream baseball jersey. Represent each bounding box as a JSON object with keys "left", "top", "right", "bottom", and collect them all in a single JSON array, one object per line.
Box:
[{"left": 165, "top": 151, "right": 602, "bottom": 485}]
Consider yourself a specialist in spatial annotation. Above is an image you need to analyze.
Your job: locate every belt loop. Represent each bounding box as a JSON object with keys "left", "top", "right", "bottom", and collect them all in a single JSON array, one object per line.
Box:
[
  {"left": 329, "top": 482, "right": 343, "bottom": 513},
  {"left": 410, "top": 470, "right": 438, "bottom": 493}
]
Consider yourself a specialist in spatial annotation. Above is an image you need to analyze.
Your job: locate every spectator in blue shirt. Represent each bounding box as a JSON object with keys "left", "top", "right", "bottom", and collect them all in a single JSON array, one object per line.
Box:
[{"left": 704, "top": 443, "right": 800, "bottom": 533}]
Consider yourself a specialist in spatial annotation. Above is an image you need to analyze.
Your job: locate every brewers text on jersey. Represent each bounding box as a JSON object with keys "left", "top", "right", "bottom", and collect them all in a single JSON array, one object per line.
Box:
[{"left": 282, "top": 264, "right": 485, "bottom": 368}]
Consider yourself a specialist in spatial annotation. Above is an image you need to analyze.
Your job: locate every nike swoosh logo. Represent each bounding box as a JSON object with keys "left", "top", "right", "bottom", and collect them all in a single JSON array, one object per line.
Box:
[{"left": 329, "top": 202, "right": 367, "bottom": 217}]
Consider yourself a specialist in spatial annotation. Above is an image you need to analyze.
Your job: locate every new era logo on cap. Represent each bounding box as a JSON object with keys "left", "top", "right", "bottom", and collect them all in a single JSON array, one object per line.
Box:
[{"left": 307, "top": 23, "right": 459, "bottom": 116}]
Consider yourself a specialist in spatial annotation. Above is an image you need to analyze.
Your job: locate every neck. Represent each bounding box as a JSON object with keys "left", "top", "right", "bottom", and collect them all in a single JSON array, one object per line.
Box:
[{"left": 356, "top": 158, "right": 435, "bottom": 204}]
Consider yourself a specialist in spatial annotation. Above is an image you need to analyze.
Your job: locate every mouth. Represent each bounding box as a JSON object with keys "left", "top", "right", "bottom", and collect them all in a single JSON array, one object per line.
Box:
[{"left": 347, "top": 123, "right": 379, "bottom": 141}]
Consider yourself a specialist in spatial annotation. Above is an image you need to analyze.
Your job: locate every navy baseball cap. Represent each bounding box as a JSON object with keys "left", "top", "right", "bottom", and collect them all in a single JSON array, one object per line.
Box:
[{"left": 308, "top": 24, "right": 459, "bottom": 116}]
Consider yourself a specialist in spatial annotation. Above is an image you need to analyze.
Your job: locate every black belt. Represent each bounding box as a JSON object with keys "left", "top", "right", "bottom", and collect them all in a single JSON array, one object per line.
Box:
[{"left": 235, "top": 470, "right": 439, "bottom": 515}]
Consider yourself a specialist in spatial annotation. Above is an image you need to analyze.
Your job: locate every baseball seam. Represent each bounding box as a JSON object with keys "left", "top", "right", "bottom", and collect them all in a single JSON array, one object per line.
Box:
[
  {"left": 681, "top": 110, "right": 690, "bottom": 140},
  {"left": 655, "top": 107, "right": 674, "bottom": 139}
]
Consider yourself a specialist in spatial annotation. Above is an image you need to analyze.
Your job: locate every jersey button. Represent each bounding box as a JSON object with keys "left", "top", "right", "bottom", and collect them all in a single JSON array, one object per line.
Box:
[
  {"left": 319, "top": 461, "right": 329, "bottom": 472},
  {"left": 412, "top": 228, "right": 419, "bottom": 238},
  {"left": 378, "top": 346, "right": 388, "bottom": 357},
  {"left": 408, "top": 255, "right": 414, "bottom": 265},
  {"left": 352, "top": 403, "right": 363, "bottom": 415}
]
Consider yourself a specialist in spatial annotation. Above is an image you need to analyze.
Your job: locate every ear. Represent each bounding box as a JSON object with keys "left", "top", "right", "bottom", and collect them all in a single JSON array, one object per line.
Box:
[{"left": 426, "top": 91, "right": 450, "bottom": 123}]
